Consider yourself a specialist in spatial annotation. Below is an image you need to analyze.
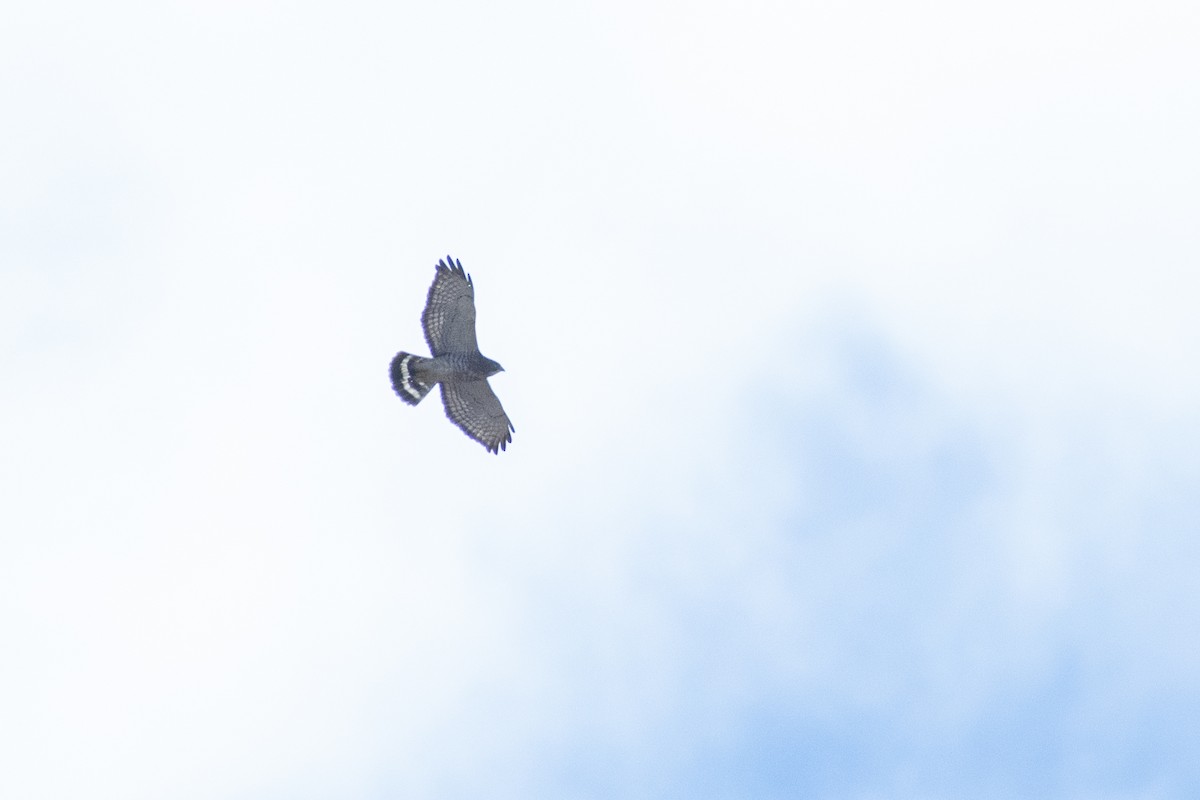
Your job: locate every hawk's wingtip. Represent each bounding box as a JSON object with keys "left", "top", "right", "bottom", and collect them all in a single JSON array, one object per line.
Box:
[{"left": 435, "top": 255, "right": 468, "bottom": 281}]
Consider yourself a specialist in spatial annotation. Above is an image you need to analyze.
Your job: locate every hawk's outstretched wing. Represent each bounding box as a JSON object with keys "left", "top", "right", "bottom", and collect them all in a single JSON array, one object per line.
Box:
[
  {"left": 422, "top": 257, "right": 478, "bottom": 355},
  {"left": 440, "top": 379, "right": 514, "bottom": 454}
]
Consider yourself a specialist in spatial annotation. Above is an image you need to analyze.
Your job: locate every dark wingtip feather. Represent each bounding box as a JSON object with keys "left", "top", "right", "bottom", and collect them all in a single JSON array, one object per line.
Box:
[{"left": 435, "top": 255, "right": 469, "bottom": 282}]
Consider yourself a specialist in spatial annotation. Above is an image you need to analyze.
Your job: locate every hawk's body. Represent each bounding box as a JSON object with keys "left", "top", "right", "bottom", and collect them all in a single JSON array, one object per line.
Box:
[{"left": 390, "top": 256, "right": 514, "bottom": 453}]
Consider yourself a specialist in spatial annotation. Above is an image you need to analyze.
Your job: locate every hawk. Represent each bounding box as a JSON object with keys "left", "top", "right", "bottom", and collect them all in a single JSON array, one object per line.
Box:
[{"left": 390, "top": 256, "right": 514, "bottom": 454}]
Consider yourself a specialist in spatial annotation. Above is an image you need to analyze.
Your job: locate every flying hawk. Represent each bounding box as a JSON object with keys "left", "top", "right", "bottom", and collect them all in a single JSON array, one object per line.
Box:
[{"left": 390, "top": 256, "right": 514, "bottom": 453}]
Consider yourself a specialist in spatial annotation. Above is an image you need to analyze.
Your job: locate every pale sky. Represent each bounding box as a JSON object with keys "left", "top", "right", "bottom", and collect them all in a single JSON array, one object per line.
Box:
[{"left": 3, "top": 1, "right": 1199, "bottom": 798}]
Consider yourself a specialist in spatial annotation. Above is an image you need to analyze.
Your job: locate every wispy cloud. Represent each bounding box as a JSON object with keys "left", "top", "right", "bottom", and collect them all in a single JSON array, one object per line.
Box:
[{"left": 2, "top": 1, "right": 1198, "bottom": 797}]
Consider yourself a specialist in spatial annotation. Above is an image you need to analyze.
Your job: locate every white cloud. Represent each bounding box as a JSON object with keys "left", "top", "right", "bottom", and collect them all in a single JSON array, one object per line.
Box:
[{"left": 2, "top": 0, "right": 1198, "bottom": 797}]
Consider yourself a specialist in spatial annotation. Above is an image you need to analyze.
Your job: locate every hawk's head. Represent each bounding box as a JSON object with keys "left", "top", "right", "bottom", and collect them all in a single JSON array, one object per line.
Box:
[{"left": 479, "top": 355, "right": 504, "bottom": 377}]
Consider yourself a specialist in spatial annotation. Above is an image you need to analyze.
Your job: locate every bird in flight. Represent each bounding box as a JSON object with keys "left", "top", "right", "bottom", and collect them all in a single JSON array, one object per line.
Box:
[{"left": 390, "top": 256, "right": 514, "bottom": 453}]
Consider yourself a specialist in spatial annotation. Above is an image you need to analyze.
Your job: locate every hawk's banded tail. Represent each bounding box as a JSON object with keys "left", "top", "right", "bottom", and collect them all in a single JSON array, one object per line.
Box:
[{"left": 390, "top": 352, "right": 434, "bottom": 405}]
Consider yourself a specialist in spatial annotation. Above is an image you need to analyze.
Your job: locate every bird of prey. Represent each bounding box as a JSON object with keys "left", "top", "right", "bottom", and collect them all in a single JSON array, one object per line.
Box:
[{"left": 390, "top": 256, "right": 514, "bottom": 453}]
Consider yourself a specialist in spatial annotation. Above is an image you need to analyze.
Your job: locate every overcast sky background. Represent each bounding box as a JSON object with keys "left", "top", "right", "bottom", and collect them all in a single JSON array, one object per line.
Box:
[{"left": 3, "top": 1, "right": 1199, "bottom": 798}]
